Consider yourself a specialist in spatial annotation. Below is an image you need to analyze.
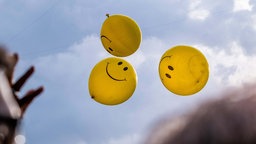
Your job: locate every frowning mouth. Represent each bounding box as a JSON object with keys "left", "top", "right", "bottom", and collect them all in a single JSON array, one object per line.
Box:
[{"left": 106, "top": 62, "right": 126, "bottom": 81}]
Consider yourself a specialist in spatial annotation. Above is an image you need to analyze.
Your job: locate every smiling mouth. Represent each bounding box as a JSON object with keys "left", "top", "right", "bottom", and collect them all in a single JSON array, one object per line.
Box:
[
  {"left": 101, "top": 35, "right": 114, "bottom": 53},
  {"left": 106, "top": 62, "right": 126, "bottom": 81},
  {"left": 160, "top": 55, "right": 172, "bottom": 63},
  {"left": 160, "top": 55, "right": 173, "bottom": 80}
]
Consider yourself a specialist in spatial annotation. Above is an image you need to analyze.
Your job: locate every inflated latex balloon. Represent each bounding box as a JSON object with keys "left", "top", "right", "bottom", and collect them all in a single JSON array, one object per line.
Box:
[
  {"left": 88, "top": 57, "right": 137, "bottom": 105},
  {"left": 100, "top": 14, "right": 142, "bottom": 57},
  {"left": 159, "top": 45, "right": 209, "bottom": 96}
]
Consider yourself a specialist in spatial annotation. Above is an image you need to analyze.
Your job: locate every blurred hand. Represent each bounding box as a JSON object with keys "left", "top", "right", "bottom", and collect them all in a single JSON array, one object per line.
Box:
[
  {"left": 12, "top": 65, "right": 44, "bottom": 116},
  {"left": 0, "top": 46, "right": 43, "bottom": 116}
]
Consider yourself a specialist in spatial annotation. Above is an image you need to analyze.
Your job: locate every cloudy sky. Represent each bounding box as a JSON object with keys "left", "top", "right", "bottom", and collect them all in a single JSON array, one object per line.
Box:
[{"left": 1, "top": 0, "right": 256, "bottom": 143}]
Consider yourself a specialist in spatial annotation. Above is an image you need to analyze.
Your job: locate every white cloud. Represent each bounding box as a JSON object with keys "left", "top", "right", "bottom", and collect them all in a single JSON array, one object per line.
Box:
[
  {"left": 126, "top": 36, "right": 168, "bottom": 71},
  {"left": 104, "top": 133, "right": 142, "bottom": 144},
  {"left": 196, "top": 41, "right": 256, "bottom": 87},
  {"left": 188, "top": 0, "right": 210, "bottom": 21},
  {"left": 233, "top": 0, "right": 253, "bottom": 12},
  {"left": 125, "top": 50, "right": 146, "bottom": 70},
  {"left": 188, "top": 9, "right": 210, "bottom": 20},
  {"left": 35, "top": 35, "right": 167, "bottom": 85},
  {"left": 251, "top": 14, "right": 256, "bottom": 30},
  {"left": 189, "top": 0, "right": 202, "bottom": 9},
  {"left": 35, "top": 34, "right": 107, "bottom": 84}
]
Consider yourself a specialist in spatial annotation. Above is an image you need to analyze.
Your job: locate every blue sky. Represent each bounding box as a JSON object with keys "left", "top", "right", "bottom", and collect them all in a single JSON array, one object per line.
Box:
[{"left": 1, "top": 0, "right": 256, "bottom": 144}]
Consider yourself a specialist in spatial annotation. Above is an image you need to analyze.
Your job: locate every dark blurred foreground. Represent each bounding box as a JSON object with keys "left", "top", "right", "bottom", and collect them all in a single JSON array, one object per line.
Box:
[{"left": 145, "top": 84, "right": 256, "bottom": 144}]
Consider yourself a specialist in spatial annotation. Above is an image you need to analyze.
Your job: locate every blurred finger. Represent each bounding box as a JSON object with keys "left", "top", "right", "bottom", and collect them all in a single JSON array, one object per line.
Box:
[
  {"left": 6, "top": 53, "right": 19, "bottom": 81},
  {"left": 11, "top": 53, "right": 18, "bottom": 67},
  {"left": 13, "top": 66, "right": 34, "bottom": 91},
  {"left": 19, "top": 86, "right": 44, "bottom": 114}
]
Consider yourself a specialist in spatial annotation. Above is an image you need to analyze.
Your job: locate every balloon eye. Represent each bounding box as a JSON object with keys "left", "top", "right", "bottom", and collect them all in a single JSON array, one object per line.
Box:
[
  {"left": 168, "top": 66, "right": 174, "bottom": 71},
  {"left": 165, "top": 73, "right": 171, "bottom": 78},
  {"left": 109, "top": 47, "right": 113, "bottom": 51},
  {"left": 123, "top": 67, "right": 128, "bottom": 71},
  {"left": 118, "top": 62, "right": 123, "bottom": 65}
]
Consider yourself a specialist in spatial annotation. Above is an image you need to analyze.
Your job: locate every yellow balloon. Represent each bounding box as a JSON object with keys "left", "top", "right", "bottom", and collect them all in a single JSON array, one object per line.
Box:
[
  {"left": 100, "top": 14, "right": 142, "bottom": 57},
  {"left": 159, "top": 45, "right": 209, "bottom": 96},
  {"left": 88, "top": 57, "right": 137, "bottom": 105}
]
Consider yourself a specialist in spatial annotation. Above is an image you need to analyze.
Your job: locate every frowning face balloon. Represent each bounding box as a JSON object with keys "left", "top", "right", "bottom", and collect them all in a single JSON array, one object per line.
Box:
[
  {"left": 159, "top": 45, "right": 209, "bottom": 96},
  {"left": 88, "top": 57, "right": 137, "bottom": 105},
  {"left": 100, "top": 14, "right": 142, "bottom": 57}
]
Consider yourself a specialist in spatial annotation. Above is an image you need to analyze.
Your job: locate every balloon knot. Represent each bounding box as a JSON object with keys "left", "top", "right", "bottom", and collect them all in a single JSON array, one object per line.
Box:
[{"left": 106, "top": 14, "right": 110, "bottom": 17}]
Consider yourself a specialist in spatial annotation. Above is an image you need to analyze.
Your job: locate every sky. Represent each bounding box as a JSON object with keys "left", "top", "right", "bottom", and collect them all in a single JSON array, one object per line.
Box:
[{"left": 1, "top": 0, "right": 256, "bottom": 144}]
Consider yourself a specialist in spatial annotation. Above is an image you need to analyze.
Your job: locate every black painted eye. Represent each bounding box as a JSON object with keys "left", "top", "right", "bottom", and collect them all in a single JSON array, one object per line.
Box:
[
  {"left": 118, "top": 62, "right": 123, "bottom": 65},
  {"left": 123, "top": 67, "right": 128, "bottom": 71},
  {"left": 165, "top": 73, "right": 171, "bottom": 78},
  {"left": 168, "top": 66, "right": 174, "bottom": 71},
  {"left": 109, "top": 47, "right": 113, "bottom": 51}
]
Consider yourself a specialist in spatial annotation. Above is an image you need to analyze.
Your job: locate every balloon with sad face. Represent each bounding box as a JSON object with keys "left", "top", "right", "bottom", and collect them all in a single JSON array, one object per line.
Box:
[
  {"left": 88, "top": 57, "right": 137, "bottom": 105},
  {"left": 159, "top": 45, "right": 209, "bottom": 96},
  {"left": 100, "top": 14, "right": 142, "bottom": 57}
]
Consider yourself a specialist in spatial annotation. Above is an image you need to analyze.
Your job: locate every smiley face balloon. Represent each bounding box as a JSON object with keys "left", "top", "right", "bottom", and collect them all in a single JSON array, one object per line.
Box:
[
  {"left": 100, "top": 14, "right": 142, "bottom": 57},
  {"left": 159, "top": 45, "right": 209, "bottom": 96},
  {"left": 88, "top": 57, "right": 137, "bottom": 105}
]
